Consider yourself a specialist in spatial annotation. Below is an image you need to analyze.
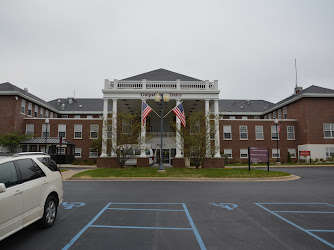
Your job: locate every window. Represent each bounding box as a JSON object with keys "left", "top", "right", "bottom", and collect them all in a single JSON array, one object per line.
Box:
[
  {"left": 42, "top": 124, "right": 50, "bottom": 137},
  {"left": 254, "top": 116, "right": 260, "bottom": 119},
  {"left": 45, "top": 110, "right": 49, "bottom": 118},
  {"left": 15, "top": 159, "right": 45, "bottom": 183},
  {"left": 28, "top": 102, "right": 32, "bottom": 116},
  {"left": 62, "top": 115, "right": 68, "bottom": 118},
  {"left": 107, "top": 125, "right": 112, "bottom": 139},
  {"left": 272, "top": 149, "right": 280, "bottom": 158},
  {"left": 122, "top": 121, "right": 131, "bottom": 134},
  {"left": 229, "top": 116, "right": 235, "bottom": 119},
  {"left": 190, "top": 121, "right": 200, "bottom": 134},
  {"left": 283, "top": 107, "right": 287, "bottom": 119},
  {"left": 34, "top": 105, "right": 38, "bottom": 118},
  {"left": 242, "top": 116, "right": 248, "bottom": 120},
  {"left": 74, "top": 124, "right": 82, "bottom": 139},
  {"left": 255, "top": 126, "right": 264, "bottom": 140},
  {"left": 271, "top": 126, "right": 279, "bottom": 140},
  {"left": 57, "top": 148, "right": 65, "bottom": 155},
  {"left": 21, "top": 99, "right": 26, "bottom": 114},
  {"left": 58, "top": 124, "right": 66, "bottom": 138},
  {"left": 89, "top": 148, "right": 98, "bottom": 158},
  {"left": 273, "top": 111, "right": 276, "bottom": 119},
  {"left": 75, "top": 148, "right": 82, "bottom": 158},
  {"left": 268, "top": 113, "right": 272, "bottom": 119},
  {"left": 223, "top": 125, "right": 232, "bottom": 140},
  {"left": 90, "top": 125, "right": 99, "bottom": 138},
  {"left": 74, "top": 115, "right": 80, "bottom": 118},
  {"left": 323, "top": 123, "right": 334, "bottom": 138},
  {"left": 239, "top": 126, "right": 248, "bottom": 140},
  {"left": 0, "top": 161, "right": 19, "bottom": 188},
  {"left": 50, "top": 112, "right": 53, "bottom": 118},
  {"left": 278, "top": 109, "right": 282, "bottom": 119},
  {"left": 326, "top": 147, "right": 334, "bottom": 157},
  {"left": 288, "top": 149, "right": 296, "bottom": 158},
  {"left": 39, "top": 107, "right": 44, "bottom": 118},
  {"left": 224, "top": 149, "right": 232, "bottom": 158},
  {"left": 26, "top": 124, "right": 34, "bottom": 136},
  {"left": 287, "top": 126, "right": 295, "bottom": 140},
  {"left": 240, "top": 149, "right": 248, "bottom": 158},
  {"left": 264, "top": 115, "right": 267, "bottom": 119},
  {"left": 87, "top": 115, "right": 93, "bottom": 119}
]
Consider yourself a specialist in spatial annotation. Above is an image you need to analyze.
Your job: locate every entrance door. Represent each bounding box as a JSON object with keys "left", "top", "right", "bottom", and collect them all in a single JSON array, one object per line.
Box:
[{"left": 163, "top": 149, "right": 169, "bottom": 164}]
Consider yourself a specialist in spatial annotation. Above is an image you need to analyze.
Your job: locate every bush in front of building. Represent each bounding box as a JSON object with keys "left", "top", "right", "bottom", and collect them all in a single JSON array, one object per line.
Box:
[{"left": 0, "top": 132, "right": 31, "bottom": 153}]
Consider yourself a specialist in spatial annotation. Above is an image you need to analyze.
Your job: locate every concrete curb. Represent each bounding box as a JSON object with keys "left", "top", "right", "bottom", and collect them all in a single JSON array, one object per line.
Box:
[{"left": 67, "top": 174, "right": 300, "bottom": 182}]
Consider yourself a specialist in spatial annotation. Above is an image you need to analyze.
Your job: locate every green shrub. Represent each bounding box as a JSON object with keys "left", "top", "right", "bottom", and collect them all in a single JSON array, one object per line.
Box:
[
  {"left": 299, "top": 159, "right": 306, "bottom": 163},
  {"left": 287, "top": 152, "right": 291, "bottom": 163},
  {"left": 320, "top": 158, "right": 324, "bottom": 162},
  {"left": 314, "top": 158, "right": 319, "bottom": 162}
]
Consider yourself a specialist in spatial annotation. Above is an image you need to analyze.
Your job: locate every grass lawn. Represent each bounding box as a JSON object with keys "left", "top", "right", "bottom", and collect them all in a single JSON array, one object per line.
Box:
[
  {"left": 60, "top": 169, "right": 69, "bottom": 172},
  {"left": 72, "top": 167, "right": 290, "bottom": 178}
]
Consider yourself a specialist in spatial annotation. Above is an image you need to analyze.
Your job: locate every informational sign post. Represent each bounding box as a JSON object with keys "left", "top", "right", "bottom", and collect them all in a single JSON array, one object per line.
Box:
[
  {"left": 248, "top": 147, "right": 270, "bottom": 171},
  {"left": 299, "top": 150, "right": 311, "bottom": 164}
]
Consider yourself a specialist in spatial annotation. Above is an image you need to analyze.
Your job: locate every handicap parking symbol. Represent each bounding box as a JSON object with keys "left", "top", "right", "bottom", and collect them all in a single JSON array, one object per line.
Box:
[
  {"left": 62, "top": 202, "right": 85, "bottom": 210},
  {"left": 210, "top": 203, "right": 238, "bottom": 210}
]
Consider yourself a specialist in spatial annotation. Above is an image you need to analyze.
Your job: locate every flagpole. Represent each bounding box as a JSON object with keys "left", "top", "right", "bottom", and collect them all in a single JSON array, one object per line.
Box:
[
  {"left": 163, "top": 101, "right": 183, "bottom": 118},
  {"left": 143, "top": 101, "right": 161, "bottom": 118}
]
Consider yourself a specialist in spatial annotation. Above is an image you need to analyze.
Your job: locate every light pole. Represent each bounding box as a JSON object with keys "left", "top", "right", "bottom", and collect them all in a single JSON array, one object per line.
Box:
[
  {"left": 45, "top": 118, "right": 49, "bottom": 154},
  {"left": 154, "top": 92, "right": 170, "bottom": 171},
  {"left": 274, "top": 118, "right": 279, "bottom": 163}
]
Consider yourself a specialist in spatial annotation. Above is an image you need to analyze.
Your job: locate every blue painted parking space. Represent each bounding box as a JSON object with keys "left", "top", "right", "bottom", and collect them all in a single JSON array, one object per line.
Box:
[
  {"left": 62, "top": 202, "right": 206, "bottom": 250},
  {"left": 255, "top": 202, "right": 334, "bottom": 248}
]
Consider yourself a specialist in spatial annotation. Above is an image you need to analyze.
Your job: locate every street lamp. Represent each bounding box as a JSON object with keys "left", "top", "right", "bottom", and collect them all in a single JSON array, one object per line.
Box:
[
  {"left": 45, "top": 118, "right": 49, "bottom": 154},
  {"left": 274, "top": 118, "right": 279, "bottom": 164},
  {"left": 154, "top": 92, "right": 170, "bottom": 171}
]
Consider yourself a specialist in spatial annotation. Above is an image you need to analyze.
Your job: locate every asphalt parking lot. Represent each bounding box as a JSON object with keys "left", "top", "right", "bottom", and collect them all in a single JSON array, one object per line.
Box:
[{"left": 1, "top": 167, "right": 334, "bottom": 249}]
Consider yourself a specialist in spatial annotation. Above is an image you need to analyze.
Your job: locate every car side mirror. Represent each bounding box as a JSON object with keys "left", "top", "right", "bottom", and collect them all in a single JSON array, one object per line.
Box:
[{"left": 0, "top": 183, "right": 6, "bottom": 193}]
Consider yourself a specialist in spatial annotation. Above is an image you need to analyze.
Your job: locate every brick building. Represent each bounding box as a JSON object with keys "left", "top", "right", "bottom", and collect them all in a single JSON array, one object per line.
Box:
[{"left": 0, "top": 69, "right": 333, "bottom": 165}]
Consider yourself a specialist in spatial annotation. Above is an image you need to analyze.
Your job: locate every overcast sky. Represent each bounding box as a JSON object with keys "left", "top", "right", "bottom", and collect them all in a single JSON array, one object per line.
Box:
[{"left": 1, "top": 0, "right": 333, "bottom": 104}]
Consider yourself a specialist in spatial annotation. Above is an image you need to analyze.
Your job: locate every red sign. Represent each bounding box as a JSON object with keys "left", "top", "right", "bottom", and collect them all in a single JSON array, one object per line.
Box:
[
  {"left": 250, "top": 147, "right": 268, "bottom": 163},
  {"left": 299, "top": 151, "right": 310, "bottom": 157}
]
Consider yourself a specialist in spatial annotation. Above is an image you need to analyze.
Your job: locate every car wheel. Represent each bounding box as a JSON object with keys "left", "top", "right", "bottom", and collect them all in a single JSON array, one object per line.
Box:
[{"left": 40, "top": 195, "right": 58, "bottom": 228}]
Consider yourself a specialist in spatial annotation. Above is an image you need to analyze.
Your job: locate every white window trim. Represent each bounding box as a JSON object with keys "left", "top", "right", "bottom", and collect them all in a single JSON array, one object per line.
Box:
[
  {"left": 323, "top": 123, "right": 334, "bottom": 139},
  {"left": 240, "top": 149, "right": 248, "bottom": 158},
  {"left": 75, "top": 148, "right": 82, "bottom": 158},
  {"left": 223, "top": 149, "right": 233, "bottom": 158},
  {"left": 26, "top": 124, "right": 34, "bottom": 136},
  {"left": 288, "top": 149, "right": 296, "bottom": 158},
  {"left": 21, "top": 99, "right": 26, "bottom": 114},
  {"left": 223, "top": 125, "right": 232, "bottom": 140},
  {"left": 89, "top": 148, "right": 98, "bottom": 158},
  {"left": 90, "top": 125, "right": 99, "bottom": 139},
  {"left": 58, "top": 124, "right": 66, "bottom": 139},
  {"left": 255, "top": 125, "right": 264, "bottom": 140},
  {"left": 239, "top": 125, "right": 248, "bottom": 140},
  {"left": 272, "top": 149, "right": 281, "bottom": 158},
  {"left": 287, "top": 126, "right": 295, "bottom": 140},
  {"left": 74, "top": 124, "right": 83, "bottom": 139},
  {"left": 271, "top": 126, "right": 280, "bottom": 140}
]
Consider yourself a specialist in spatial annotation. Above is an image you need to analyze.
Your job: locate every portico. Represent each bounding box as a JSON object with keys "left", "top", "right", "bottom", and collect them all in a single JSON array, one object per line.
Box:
[{"left": 100, "top": 69, "right": 221, "bottom": 165}]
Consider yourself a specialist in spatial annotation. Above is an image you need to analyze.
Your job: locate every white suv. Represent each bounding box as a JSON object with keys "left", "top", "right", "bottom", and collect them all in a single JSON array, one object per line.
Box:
[{"left": 0, "top": 154, "right": 63, "bottom": 241}]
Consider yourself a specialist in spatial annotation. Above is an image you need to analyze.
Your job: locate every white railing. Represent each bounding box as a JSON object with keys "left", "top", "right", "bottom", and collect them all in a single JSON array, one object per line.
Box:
[
  {"left": 147, "top": 132, "right": 176, "bottom": 138},
  {"left": 105, "top": 80, "right": 218, "bottom": 91}
]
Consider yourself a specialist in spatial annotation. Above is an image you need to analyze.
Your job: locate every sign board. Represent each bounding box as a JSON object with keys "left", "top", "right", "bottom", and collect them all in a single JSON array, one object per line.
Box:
[
  {"left": 299, "top": 151, "right": 310, "bottom": 157},
  {"left": 249, "top": 147, "right": 268, "bottom": 163}
]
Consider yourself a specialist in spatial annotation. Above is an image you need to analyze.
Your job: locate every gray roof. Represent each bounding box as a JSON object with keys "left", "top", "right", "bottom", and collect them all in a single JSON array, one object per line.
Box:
[
  {"left": 266, "top": 85, "right": 334, "bottom": 113},
  {"left": 214, "top": 99, "right": 274, "bottom": 114},
  {"left": 0, "top": 82, "right": 55, "bottom": 110},
  {"left": 20, "top": 137, "right": 74, "bottom": 145},
  {"left": 48, "top": 98, "right": 106, "bottom": 112},
  {"left": 121, "top": 68, "right": 202, "bottom": 81}
]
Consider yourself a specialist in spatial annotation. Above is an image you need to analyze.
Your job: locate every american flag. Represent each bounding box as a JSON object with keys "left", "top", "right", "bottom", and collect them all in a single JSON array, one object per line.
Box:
[
  {"left": 173, "top": 103, "right": 186, "bottom": 127},
  {"left": 142, "top": 102, "right": 152, "bottom": 126}
]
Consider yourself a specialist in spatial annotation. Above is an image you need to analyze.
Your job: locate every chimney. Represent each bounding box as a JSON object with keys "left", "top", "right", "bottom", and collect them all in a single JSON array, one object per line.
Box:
[
  {"left": 294, "top": 86, "right": 303, "bottom": 95},
  {"left": 61, "top": 103, "right": 65, "bottom": 110},
  {"left": 57, "top": 99, "right": 61, "bottom": 105}
]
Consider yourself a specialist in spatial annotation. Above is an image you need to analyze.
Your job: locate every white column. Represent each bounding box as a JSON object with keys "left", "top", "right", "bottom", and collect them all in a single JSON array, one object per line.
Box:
[
  {"left": 205, "top": 99, "right": 211, "bottom": 157},
  {"left": 100, "top": 99, "right": 109, "bottom": 157},
  {"left": 175, "top": 99, "right": 182, "bottom": 158},
  {"left": 140, "top": 99, "right": 146, "bottom": 157},
  {"left": 111, "top": 99, "right": 117, "bottom": 157},
  {"left": 214, "top": 99, "right": 221, "bottom": 157}
]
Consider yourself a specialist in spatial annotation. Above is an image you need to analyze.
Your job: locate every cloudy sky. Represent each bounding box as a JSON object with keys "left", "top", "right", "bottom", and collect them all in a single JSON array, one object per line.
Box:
[{"left": 1, "top": 0, "right": 333, "bottom": 104}]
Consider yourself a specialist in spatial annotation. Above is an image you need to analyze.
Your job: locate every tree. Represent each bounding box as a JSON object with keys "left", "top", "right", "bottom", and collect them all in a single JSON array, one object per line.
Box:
[
  {"left": 0, "top": 132, "right": 31, "bottom": 153},
  {"left": 97, "top": 111, "right": 144, "bottom": 168},
  {"left": 172, "top": 111, "right": 217, "bottom": 168}
]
